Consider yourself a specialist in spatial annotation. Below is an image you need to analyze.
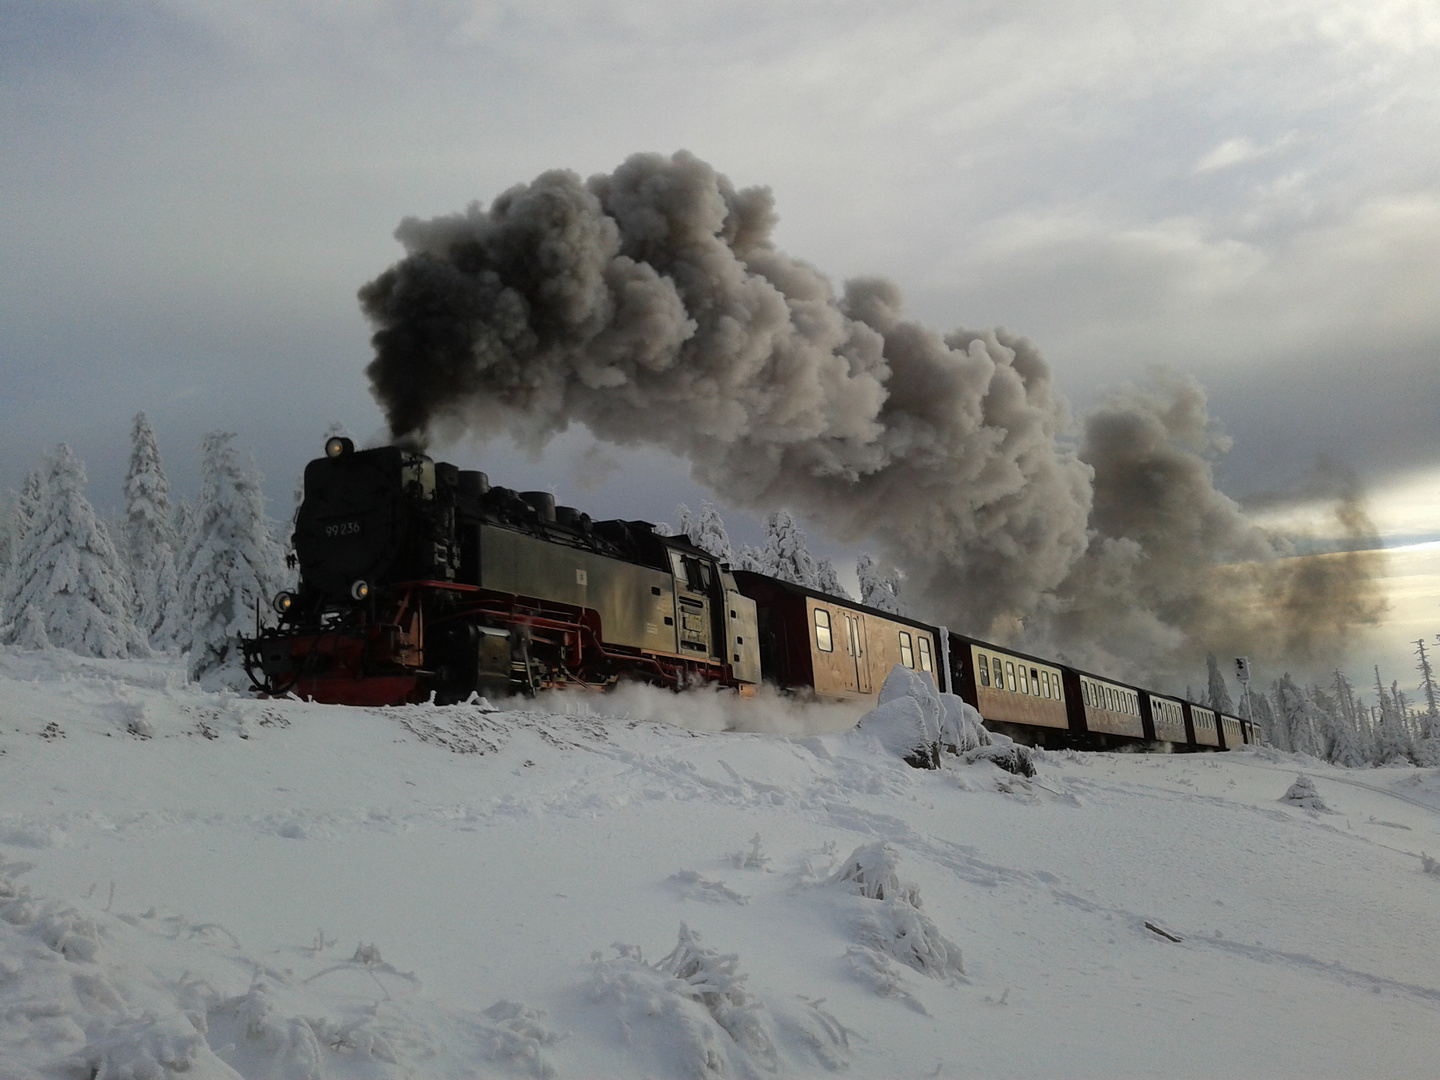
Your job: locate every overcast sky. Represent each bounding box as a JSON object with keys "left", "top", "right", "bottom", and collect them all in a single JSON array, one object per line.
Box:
[{"left": 4, "top": 1, "right": 1438, "bottom": 675}]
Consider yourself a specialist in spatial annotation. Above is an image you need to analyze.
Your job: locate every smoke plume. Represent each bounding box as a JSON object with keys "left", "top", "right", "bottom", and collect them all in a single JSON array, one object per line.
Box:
[
  {"left": 360, "top": 151, "right": 1385, "bottom": 682},
  {"left": 1023, "top": 374, "right": 1389, "bottom": 685}
]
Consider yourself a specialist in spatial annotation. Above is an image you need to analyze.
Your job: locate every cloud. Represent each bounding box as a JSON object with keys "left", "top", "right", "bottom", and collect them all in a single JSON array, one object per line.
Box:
[{"left": 1193, "top": 132, "right": 1300, "bottom": 173}]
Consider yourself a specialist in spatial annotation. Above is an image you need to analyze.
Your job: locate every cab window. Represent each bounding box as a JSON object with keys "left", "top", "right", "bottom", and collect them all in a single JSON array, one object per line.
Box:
[
  {"left": 814, "top": 609, "right": 833, "bottom": 652},
  {"left": 898, "top": 631, "right": 914, "bottom": 669}
]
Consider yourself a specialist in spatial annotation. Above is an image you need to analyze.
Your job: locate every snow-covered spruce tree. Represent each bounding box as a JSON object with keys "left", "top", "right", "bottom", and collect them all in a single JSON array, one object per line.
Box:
[
  {"left": 760, "top": 510, "right": 817, "bottom": 587},
  {"left": 174, "top": 432, "right": 286, "bottom": 687},
  {"left": 0, "top": 491, "right": 17, "bottom": 614},
  {"left": 122, "top": 412, "right": 179, "bottom": 643},
  {"left": 1310, "top": 681, "right": 1366, "bottom": 767},
  {"left": 1, "top": 471, "right": 44, "bottom": 629},
  {"left": 158, "top": 496, "right": 199, "bottom": 647},
  {"left": 857, "top": 553, "right": 904, "bottom": 614},
  {"left": 1370, "top": 668, "right": 1413, "bottom": 765},
  {"left": 814, "top": 557, "right": 851, "bottom": 600},
  {"left": 1275, "top": 674, "right": 1321, "bottom": 758},
  {"left": 1252, "top": 687, "right": 1282, "bottom": 750},
  {"left": 682, "top": 501, "right": 736, "bottom": 565},
  {"left": 734, "top": 543, "right": 764, "bottom": 572},
  {"left": 0, "top": 444, "right": 147, "bottom": 657},
  {"left": 1205, "top": 653, "right": 1235, "bottom": 715},
  {"left": 1330, "top": 670, "right": 1369, "bottom": 757},
  {"left": 1413, "top": 639, "right": 1440, "bottom": 766}
]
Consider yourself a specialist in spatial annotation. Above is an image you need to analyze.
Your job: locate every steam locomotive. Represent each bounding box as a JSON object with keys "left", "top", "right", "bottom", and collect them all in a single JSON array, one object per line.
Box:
[{"left": 243, "top": 438, "right": 1261, "bottom": 753}]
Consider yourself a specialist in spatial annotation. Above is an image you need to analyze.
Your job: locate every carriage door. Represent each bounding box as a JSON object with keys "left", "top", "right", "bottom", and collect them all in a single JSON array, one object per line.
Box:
[{"left": 844, "top": 613, "right": 872, "bottom": 694}]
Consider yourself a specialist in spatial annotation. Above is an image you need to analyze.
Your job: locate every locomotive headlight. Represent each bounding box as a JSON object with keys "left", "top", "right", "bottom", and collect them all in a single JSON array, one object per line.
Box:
[
  {"left": 350, "top": 579, "right": 370, "bottom": 601},
  {"left": 325, "top": 436, "right": 354, "bottom": 458},
  {"left": 272, "top": 591, "right": 295, "bottom": 615}
]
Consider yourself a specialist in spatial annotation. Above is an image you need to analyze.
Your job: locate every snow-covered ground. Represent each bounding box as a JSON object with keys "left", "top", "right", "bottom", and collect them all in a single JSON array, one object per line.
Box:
[{"left": 2, "top": 649, "right": 1438, "bottom": 1079}]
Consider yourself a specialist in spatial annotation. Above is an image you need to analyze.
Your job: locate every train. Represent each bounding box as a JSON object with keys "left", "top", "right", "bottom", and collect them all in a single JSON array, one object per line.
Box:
[{"left": 242, "top": 438, "right": 1263, "bottom": 754}]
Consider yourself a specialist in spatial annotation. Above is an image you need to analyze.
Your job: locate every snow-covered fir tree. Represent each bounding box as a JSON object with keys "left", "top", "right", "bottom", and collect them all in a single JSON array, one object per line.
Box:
[
  {"left": 679, "top": 501, "right": 736, "bottom": 565},
  {"left": 813, "top": 558, "right": 851, "bottom": 600},
  {"left": 1, "top": 470, "right": 46, "bottom": 628},
  {"left": 122, "top": 412, "right": 179, "bottom": 644},
  {"left": 856, "top": 553, "right": 904, "bottom": 614},
  {"left": 1370, "top": 667, "right": 1413, "bottom": 765},
  {"left": 1413, "top": 639, "right": 1440, "bottom": 766},
  {"left": 1205, "top": 654, "right": 1235, "bottom": 715},
  {"left": 1310, "top": 680, "right": 1366, "bottom": 767},
  {"left": 760, "top": 510, "right": 817, "bottom": 587},
  {"left": 0, "top": 445, "right": 147, "bottom": 657},
  {"left": 1274, "top": 675, "right": 1318, "bottom": 757},
  {"left": 173, "top": 432, "right": 286, "bottom": 687},
  {"left": 0, "top": 490, "right": 17, "bottom": 607},
  {"left": 734, "top": 544, "right": 764, "bottom": 573},
  {"left": 1252, "top": 689, "right": 1281, "bottom": 750}
]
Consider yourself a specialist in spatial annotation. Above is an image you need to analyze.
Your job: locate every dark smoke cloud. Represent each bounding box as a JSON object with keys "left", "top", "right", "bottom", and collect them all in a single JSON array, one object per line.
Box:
[
  {"left": 1023, "top": 374, "right": 1389, "bottom": 686},
  {"left": 359, "top": 151, "right": 1384, "bottom": 680},
  {"left": 360, "top": 151, "right": 1092, "bottom": 636}
]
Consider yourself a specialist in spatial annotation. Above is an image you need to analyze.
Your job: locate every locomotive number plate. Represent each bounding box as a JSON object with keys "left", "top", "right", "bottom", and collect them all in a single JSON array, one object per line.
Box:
[{"left": 323, "top": 518, "right": 363, "bottom": 538}]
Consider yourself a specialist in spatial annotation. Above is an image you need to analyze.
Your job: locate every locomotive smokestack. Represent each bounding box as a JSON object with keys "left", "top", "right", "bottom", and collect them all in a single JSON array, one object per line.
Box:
[{"left": 359, "top": 151, "right": 1385, "bottom": 683}]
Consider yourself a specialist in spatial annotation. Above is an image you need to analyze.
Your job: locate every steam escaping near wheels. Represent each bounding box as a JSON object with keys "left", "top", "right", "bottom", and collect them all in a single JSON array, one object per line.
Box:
[{"left": 359, "top": 151, "right": 1385, "bottom": 686}]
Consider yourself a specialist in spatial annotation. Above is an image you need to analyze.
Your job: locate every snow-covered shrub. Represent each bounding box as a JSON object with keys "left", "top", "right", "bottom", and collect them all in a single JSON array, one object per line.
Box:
[
  {"left": 1280, "top": 773, "right": 1331, "bottom": 812},
  {"left": 76, "top": 1013, "right": 213, "bottom": 1080},
  {"left": 939, "top": 692, "right": 990, "bottom": 755},
  {"left": 967, "top": 732, "right": 1036, "bottom": 777},
  {"left": 855, "top": 896, "right": 964, "bottom": 981},
  {"left": 843, "top": 945, "right": 930, "bottom": 1014},
  {"left": 479, "top": 1000, "right": 563, "bottom": 1078},
  {"left": 828, "top": 842, "right": 964, "bottom": 983},
  {"left": 730, "top": 833, "right": 771, "bottom": 871},
  {"left": 857, "top": 665, "right": 944, "bottom": 768},
  {"left": 827, "top": 840, "right": 921, "bottom": 905},
  {"left": 589, "top": 925, "right": 777, "bottom": 1079},
  {"left": 11, "top": 604, "right": 52, "bottom": 650},
  {"left": 0, "top": 445, "right": 147, "bottom": 658}
]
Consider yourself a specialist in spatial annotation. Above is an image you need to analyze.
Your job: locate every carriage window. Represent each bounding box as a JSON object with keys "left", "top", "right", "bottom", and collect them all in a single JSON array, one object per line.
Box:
[
  {"left": 1105, "top": 686, "right": 1115, "bottom": 711},
  {"left": 898, "top": 631, "right": 914, "bottom": 669},
  {"left": 1039, "top": 671, "right": 1049, "bottom": 698},
  {"left": 1031, "top": 668, "right": 1040, "bottom": 695},
  {"left": 814, "top": 609, "right": 833, "bottom": 652},
  {"left": 978, "top": 654, "right": 991, "bottom": 687},
  {"left": 1005, "top": 661, "right": 1016, "bottom": 691},
  {"left": 1054, "top": 675, "right": 1063, "bottom": 702},
  {"left": 917, "top": 636, "right": 933, "bottom": 673},
  {"left": 1017, "top": 664, "right": 1028, "bottom": 695}
]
